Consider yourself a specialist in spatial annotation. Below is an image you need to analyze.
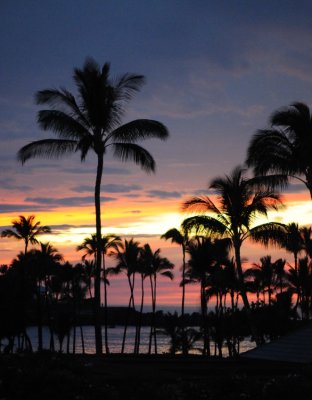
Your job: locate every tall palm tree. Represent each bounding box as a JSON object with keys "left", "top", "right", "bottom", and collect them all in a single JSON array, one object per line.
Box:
[
  {"left": 1, "top": 215, "right": 51, "bottom": 254},
  {"left": 301, "top": 226, "right": 312, "bottom": 259},
  {"left": 17, "top": 59, "right": 169, "bottom": 354},
  {"left": 182, "top": 166, "right": 287, "bottom": 345},
  {"left": 183, "top": 236, "right": 212, "bottom": 355},
  {"left": 161, "top": 226, "right": 189, "bottom": 354},
  {"left": 77, "top": 233, "right": 121, "bottom": 353},
  {"left": 142, "top": 244, "right": 174, "bottom": 354},
  {"left": 246, "top": 256, "right": 275, "bottom": 305},
  {"left": 31, "top": 242, "right": 64, "bottom": 351},
  {"left": 246, "top": 102, "right": 312, "bottom": 197},
  {"left": 282, "top": 223, "right": 304, "bottom": 271},
  {"left": 110, "top": 238, "right": 141, "bottom": 353}
]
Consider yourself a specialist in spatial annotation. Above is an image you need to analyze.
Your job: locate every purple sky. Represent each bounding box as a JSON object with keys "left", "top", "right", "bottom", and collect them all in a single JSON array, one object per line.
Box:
[{"left": 2, "top": 1, "right": 312, "bottom": 306}]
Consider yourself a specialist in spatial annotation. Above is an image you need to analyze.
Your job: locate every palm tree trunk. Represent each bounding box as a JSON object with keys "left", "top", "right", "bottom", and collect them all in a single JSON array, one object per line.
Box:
[
  {"left": 102, "top": 253, "right": 109, "bottom": 354},
  {"left": 121, "top": 275, "right": 135, "bottom": 353},
  {"left": 37, "top": 280, "right": 43, "bottom": 351},
  {"left": 94, "top": 152, "right": 104, "bottom": 355},
  {"left": 181, "top": 244, "right": 187, "bottom": 355},
  {"left": 135, "top": 274, "right": 145, "bottom": 354},
  {"left": 234, "top": 241, "right": 261, "bottom": 346},
  {"left": 148, "top": 275, "right": 154, "bottom": 354},
  {"left": 153, "top": 275, "right": 158, "bottom": 354}
]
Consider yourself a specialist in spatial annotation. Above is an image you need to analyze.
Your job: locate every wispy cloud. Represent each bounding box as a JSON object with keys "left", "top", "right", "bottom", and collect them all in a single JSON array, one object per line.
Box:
[
  {"left": 24, "top": 196, "right": 116, "bottom": 207},
  {"left": 0, "top": 178, "right": 32, "bottom": 191},
  {"left": 72, "top": 183, "right": 142, "bottom": 193},
  {"left": 0, "top": 204, "right": 47, "bottom": 213},
  {"left": 146, "top": 190, "right": 182, "bottom": 199}
]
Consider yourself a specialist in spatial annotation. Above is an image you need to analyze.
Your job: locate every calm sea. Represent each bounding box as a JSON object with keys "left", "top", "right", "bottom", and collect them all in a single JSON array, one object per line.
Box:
[{"left": 18, "top": 325, "right": 255, "bottom": 356}]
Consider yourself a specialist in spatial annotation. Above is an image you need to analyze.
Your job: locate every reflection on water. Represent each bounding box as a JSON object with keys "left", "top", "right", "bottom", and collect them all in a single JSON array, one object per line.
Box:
[{"left": 21, "top": 326, "right": 256, "bottom": 355}]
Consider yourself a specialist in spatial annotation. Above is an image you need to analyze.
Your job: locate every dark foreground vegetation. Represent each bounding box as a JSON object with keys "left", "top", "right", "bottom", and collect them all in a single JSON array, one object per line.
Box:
[{"left": 1, "top": 352, "right": 312, "bottom": 400}]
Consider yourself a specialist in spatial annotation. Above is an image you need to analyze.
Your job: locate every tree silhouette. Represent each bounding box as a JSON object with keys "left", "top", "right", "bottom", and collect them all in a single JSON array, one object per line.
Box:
[
  {"left": 161, "top": 226, "right": 189, "bottom": 354},
  {"left": 246, "top": 102, "right": 312, "bottom": 197},
  {"left": 77, "top": 233, "right": 121, "bottom": 353},
  {"left": 182, "top": 166, "right": 287, "bottom": 345},
  {"left": 109, "top": 238, "right": 141, "bottom": 353},
  {"left": 141, "top": 244, "right": 174, "bottom": 354},
  {"left": 17, "top": 59, "right": 169, "bottom": 354},
  {"left": 1, "top": 215, "right": 51, "bottom": 254}
]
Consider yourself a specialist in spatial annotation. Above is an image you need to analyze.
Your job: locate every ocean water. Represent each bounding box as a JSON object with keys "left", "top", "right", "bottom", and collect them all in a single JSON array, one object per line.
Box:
[{"left": 12, "top": 325, "right": 256, "bottom": 356}]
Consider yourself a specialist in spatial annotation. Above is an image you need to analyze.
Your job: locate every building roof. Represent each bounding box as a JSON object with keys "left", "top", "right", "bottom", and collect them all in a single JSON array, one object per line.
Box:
[{"left": 241, "top": 323, "right": 312, "bottom": 363}]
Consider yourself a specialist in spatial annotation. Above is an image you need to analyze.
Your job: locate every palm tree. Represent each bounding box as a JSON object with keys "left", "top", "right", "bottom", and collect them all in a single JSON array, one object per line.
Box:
[
  {"left": 182, "top": 166, "right": 287, "bottom": 345},
  {"left": 301, "top": 226, "right": 312, "bottom": 259},
  {"left": 246, "top": 102, "right": 312, "bottom": 197},
  {"left": 32, "top": 242, "right": 64, "bottom": 351},
  {"left": 282, "top": 223, "right": 304, "bottom": 271},
  {"left": 142, "top": 244, "right": 174, "bottom": 354},
  {"left": 246, "top": 256, "right": 275, "bottom": 305},
  {"left": 1, "top": 215, "right": 51, "bottom": 254},
  {"left": 184, "top": 236, "right": 230, "bottom": 355},
  {"left": 161, "top": 226, "right": 189, "bottom": 354},
  {"left": 77, "top": 233, "right": 121, "bottom": 353},
  {"left": 110, "top": 238, "right": 141, "bottom": 353},
  {"left": 17, "top": 59, "right": 169, "bottom": 354}
]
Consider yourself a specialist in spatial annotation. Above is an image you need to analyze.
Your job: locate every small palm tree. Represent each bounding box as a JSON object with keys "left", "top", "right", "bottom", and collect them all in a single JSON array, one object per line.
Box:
[
  {"left": 184, "top": 236, "right": 230, "bottom": 355},
  {"left": 77, "top": 233, "right": 121, "bottom": 353},
  {"left": 17, "top": 59, "right": 169, "bottom": 354},
  {"left": 1, "top": 215, "right": 51, "bottom": 254},
  {"left": 161, "top": 226, "right": 189, "bottom": 353},
  {"left": 142, "top": 244, "right": 174, "bottom": 354},
  {"left": 282, "top": 223, "right": 304, "bottom": 271},
  {"left": 182, "top": 166, "right": 287, "bottom": 345},
  {"left": 246, "top": 102, "right": 312, "bottom": 197},
  {"left": 110, "top": 238, "right": 141, "bottom": 353}
]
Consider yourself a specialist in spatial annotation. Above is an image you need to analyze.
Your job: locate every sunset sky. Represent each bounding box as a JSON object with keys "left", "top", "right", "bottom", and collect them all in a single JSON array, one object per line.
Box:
[{"left": 2, "top": 1, "right": 312, "bottom": 308}]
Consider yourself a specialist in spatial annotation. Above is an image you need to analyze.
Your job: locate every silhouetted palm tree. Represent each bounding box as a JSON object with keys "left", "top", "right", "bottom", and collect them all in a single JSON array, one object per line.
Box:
[
  {"left": 282, "top": 223, "right": 304, "bottom": 271},
  {"left": 77, "top": 233, "right": 121, "bottom": 353},
  {"left": 246, "top": 102, "right": 312, "bottom": 197},
  {"left": 110, "top": 238, "right": 141, "bottom": 353},
  {"left": 32, "top": 242, "right": 63, "bottom": 351},
  {"left": 1, "top": 215, "right": 51, "bottom": 254},
  {"left": 17, "top": 59, "right": 169, "bottom": 354},
  {"left": 246, "top": 256, "right": 275, "bottom": 305},
  {"left": 142, "top": 244, "right": 174, "bottom": 354},
  {"left": 301, "top": 226, "right": 312, "bottom": 259},
  {"left": 182, "top": 166, "right": 287, "bottom": 345},
  {"left": 161, "top": 226, "right": 189, "bottom": 353},
  {"left": 272, "top": 258, "right": 287, "bottom": 295},
  {"left": 184, "top": 236, "right": 230, "bottom": 355}
]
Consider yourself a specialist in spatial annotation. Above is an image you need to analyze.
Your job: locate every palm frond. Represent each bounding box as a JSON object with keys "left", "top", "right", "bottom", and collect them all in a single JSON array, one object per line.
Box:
[
  {"left": 114, "top": 73, "right": 145, "bottom": 101},
  {"left": 112, "top": 142, "right": 155, "bottom": 173},
  {"left": 249, "top": 222, "right": 287, "bottom": 247},
  {"left": 181, "top": 216, "right": 228, "bottom": 237},
  {"left": 110, "top": 119, "right": 168, "bottom": 143},
  {"left": 17, "top": 139, "right": 78, "bottom": 164},
  {"left": 36, "top": 89, "right": 91, "bottom": 130},
  {"left": 37, "top": 110, "right": 89, "bottom": 140}
]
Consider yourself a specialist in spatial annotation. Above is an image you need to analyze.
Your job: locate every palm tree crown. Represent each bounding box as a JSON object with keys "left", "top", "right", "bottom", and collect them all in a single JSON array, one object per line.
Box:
[
  {"left": 1, "top": 215, "right": 51, "bottom": 254},
  {"left": 181, "top": 166, "right": 286, "bottom": 327},
  {"left": 246, "top": 102, "right": 312, "bottom": 197}
]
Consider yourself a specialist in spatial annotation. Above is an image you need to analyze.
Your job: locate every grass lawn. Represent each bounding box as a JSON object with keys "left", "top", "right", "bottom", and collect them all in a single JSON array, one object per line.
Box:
[{"left": 0, "top": 353, "right": 311, "bottom": 399}]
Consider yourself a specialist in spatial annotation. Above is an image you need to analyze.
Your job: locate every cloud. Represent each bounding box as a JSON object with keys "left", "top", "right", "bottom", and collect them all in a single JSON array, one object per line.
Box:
[
  {"left": 72, "top": 183, "right": 142, "bottom": 193},
  {"left": 124, "top": 210, "right": 141, "bottom": 214},
  {"left": 0, "top": 178, "right": 32, "bottom": 191},
  {"left": 24, "top": 196, "right": 116, "bottom": 207},
  {"left": 0, "top": 204, "right": 47, "bottom": 213},
  {"left": 146, "top": 190, "right": 182, "bottom": 199}
]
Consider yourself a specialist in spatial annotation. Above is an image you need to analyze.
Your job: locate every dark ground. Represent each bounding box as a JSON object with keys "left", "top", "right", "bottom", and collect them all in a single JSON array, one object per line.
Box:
[{"left": 1, "top": 353, "right": 311, "bottom": 399}]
